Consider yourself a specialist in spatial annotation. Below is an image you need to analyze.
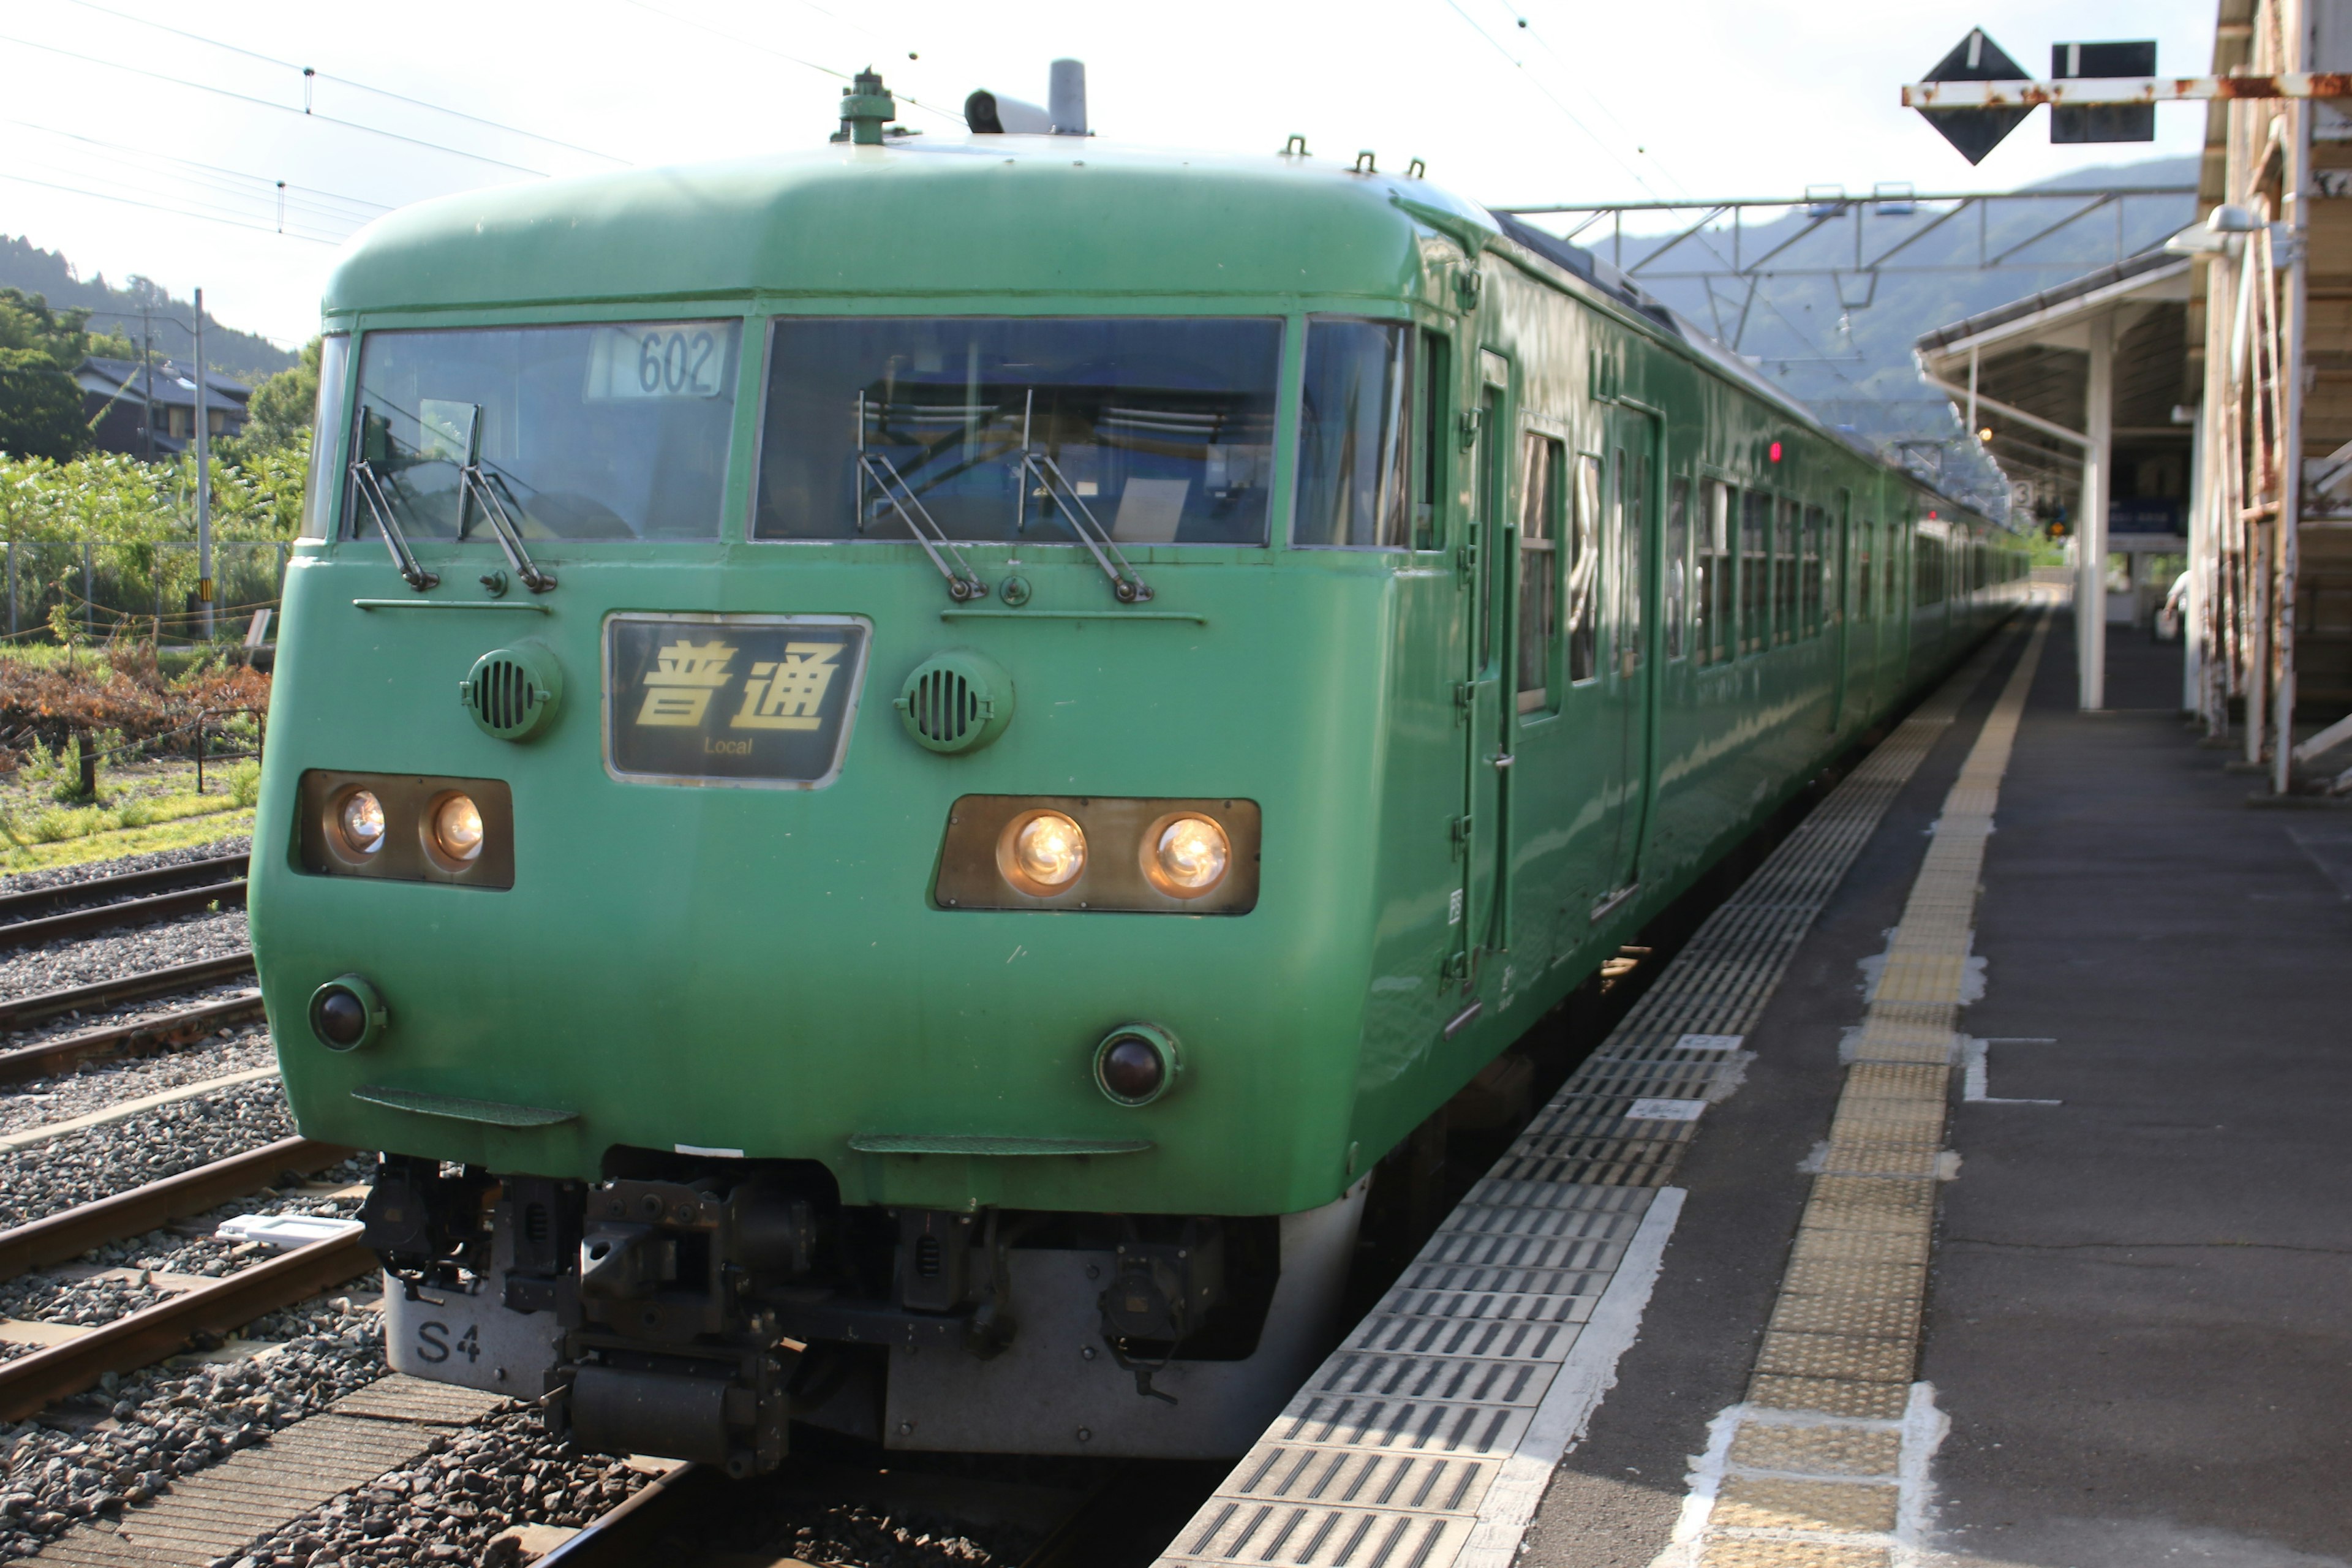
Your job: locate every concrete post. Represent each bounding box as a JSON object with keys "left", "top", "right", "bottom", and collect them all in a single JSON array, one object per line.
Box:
[
  {"left": 2183, "top": 399, "right": 2207, "bottom": 714},
  {"left": 2078, "top": 313, "right": 2114, "bottom": 710},
  {"left": 195, "top": 287, "right": 214, "bottom": 643}
]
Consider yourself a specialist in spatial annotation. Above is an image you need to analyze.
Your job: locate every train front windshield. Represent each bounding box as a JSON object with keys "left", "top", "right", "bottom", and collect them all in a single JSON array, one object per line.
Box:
[
  {"left": 346, "top": 322, "right": 743, "bottom": 542},
  {"left": 753, "top": 317, "right": 1281, "bottom": 547}
]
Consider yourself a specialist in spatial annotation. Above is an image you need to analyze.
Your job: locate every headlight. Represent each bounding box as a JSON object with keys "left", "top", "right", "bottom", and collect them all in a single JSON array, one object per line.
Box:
[
  {"left": 1000, "top": 809, "right": 1087, "bottom": 895},
  {"left": 1144, "top": 814, "right": 1229, "bottom": 897},
  {"left": 336, "top": 790, "right": 386, "bottom": 856},
  {"left": 429, "top": 793, "right": 485, "bottom": 864}
]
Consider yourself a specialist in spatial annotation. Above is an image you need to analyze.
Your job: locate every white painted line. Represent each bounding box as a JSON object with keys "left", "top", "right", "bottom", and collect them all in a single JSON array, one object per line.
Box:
[
  {"left": 0, "top": 1066, "right": 279, "bottom": 1151},
  {"left": 1626, "top": 1098, "right": 1708, "bottom": 1121},
  {"left": 1959, "top": 1038, "right": 2062, "bottom": 1106},
  {"left": 1894, "top": 1382, "right": 1952, "bottom": 1562},
  {"left": 1675, "top": 1034, "right": 1745, "bottom": 1053},
  {"left": 673, "top": 1143, "right": 744, "bottom": 1158},
  {"left": 1450, "top": 1186, "right": 1684, "bottom": 1568}
]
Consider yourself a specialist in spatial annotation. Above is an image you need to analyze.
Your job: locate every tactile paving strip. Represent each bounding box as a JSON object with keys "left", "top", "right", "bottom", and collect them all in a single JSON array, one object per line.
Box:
[
  {"left": 1155, "top": 625, "right": 2026, "bottom": 1568},
  {"left": 1664, "top": 612, "right": 2052, "bottom": 1568}
]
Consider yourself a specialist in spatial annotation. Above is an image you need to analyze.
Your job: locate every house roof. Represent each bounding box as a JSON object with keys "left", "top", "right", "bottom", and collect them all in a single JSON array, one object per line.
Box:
[{"left": 74, "top": 357, "right": 252, "bottom": 410}]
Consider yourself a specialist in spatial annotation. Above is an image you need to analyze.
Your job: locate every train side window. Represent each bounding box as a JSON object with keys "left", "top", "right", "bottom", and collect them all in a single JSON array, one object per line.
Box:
[
  {"left": 1771, "top": 499, "right": 1796, "bottom": 646},
  {"left": 1414, "top": 330, "right": 1446, "bottom": 551},
  {"left": 1740, "top": 490, "right": 1769, "bottom": 655},
  {"left": 1619, "top": 448, "right": 1647, "bottom": 675},
  {"left": 1857, "top": 521, "right": 1874, "bottom": 617},
  {"left": 1664, "top": 478, "right": 1689, "bottom": 661},
  {"left": 1294, "top": 320, "right": 1411, "bottom": 549},
  {"left": 1802, "top": 505, "right": 1825, "bottom": 636},
  {"left": 1518, "top": 435, "right": 1563, "bottom": 711},
  {"left": 1697, "top": 481, "right": 1730, "bottom": 665},
  {"left": 1568, "top": 454, "right": 1601, "bottom": 683}
]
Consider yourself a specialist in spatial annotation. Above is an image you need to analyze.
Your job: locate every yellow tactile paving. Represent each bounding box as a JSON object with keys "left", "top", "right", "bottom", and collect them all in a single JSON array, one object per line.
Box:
[
  {"left": 1658, "top": 612, "right": 2054, "bottom": 1568},
  {"left": 1745, "top": 1374, "right": 1914, "bottom": 1421},
  {"left": 1754, "top": 1330, "right": 1918, "bottom": 1384},
  {"left": 1727, "top": 1423, "right": 1902, "bottom": 1477},
  {"left": 1767, "top": 1291, "right": 1922, "bottom": 1341},
  {"left": 1713, "top": 1476, "right": 1901, "bottom": 1534},
  {"left": 1779, "top": 1259, "right": 1927, "bottom": 1298}
]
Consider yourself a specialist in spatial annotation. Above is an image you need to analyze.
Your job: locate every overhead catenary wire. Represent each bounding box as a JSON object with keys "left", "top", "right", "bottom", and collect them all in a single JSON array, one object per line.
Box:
[
  {"left": 1427, "top": 2, "right": 1857, "bottom": 386},
  {"left": 620, "top": 0, "right": 968, "bottom": 128},
  {"left": 55, "top": 0, "right": 633, "bottom": 167},
  {"left": 0, "top": 121, "right": 390, "bottom": 237},
  {"left": 0, "top": 170, "right": 340, "bottom": 246},
  {"left": 0, "top": 31, "right": 554, "bottom": 178}
]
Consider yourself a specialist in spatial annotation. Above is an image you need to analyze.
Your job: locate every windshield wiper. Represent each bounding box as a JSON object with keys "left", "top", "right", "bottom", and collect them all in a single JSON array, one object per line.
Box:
[
  {"left": 858, "top": 451, "right": 990, "bottom": 601},
  {"left": 855, "top": 394, "right": 990, "bottom": 601},
  {"left": 348, "top": 459, "right": 440, "bottom": 592},
  {"left": 1014, "top": 391, "right": 1153, "bottom": 604},
  {"left": 458, "top": 464, "right": 557, "bottom": 594}
]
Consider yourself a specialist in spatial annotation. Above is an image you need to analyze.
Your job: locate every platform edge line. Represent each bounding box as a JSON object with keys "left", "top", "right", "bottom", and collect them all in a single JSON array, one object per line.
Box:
[{"left": 1446, "top": 1186, "right": 1686, "bottom": 1568}]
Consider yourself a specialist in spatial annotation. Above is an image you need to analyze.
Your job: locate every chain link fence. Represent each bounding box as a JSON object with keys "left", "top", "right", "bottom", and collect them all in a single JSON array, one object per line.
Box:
[{"left": 1, "top": 540, "right": 290, "bottom": 643}]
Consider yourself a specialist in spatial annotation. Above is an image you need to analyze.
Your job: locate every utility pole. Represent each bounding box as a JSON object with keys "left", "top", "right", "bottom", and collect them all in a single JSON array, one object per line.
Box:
[
  {"left": 194, "top": 287, "right": 213, "bottom": 640},
  {"left": 139, "top": 306, "right": 154, "bottom": 463}
]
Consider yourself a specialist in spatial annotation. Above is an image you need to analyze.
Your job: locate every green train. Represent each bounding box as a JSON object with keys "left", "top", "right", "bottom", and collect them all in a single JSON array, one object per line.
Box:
[{"left": 250, "top": 76, "right": 2027, "bottom": 1471}]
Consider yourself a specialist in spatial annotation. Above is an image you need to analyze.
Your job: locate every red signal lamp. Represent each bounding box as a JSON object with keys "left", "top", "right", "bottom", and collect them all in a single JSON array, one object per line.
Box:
[{"left": 1768, "top": 440, "right": 1783, "bottom": 463}]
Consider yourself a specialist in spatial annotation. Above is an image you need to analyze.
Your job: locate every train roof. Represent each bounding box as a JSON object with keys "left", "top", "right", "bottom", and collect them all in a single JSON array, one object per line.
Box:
[{"left": 323, "top": 135, "right": 1994, "bottom": 524}]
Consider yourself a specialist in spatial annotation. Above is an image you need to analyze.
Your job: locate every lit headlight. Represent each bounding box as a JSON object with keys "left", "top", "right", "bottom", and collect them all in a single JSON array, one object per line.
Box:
[
  {"left": 336, "top": 790, "right": 386, "bottom": 856},
  {"left": 1000, "top": 809, "right": 1087, "bottom": 895},
  {"left": 1144, "top": 815, "right": 1229, "bottom": 897},
  {"left": 429, "top": 793, "right": 485, "bottom": 864}
]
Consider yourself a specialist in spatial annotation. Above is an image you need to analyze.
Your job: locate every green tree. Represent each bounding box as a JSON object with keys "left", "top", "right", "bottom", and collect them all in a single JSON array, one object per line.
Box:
[
  {"left": 0, "top": 289, "right": 135, "bottom": 461},
  {"left": 239, "top": 335, "right": 321, "bottom": 453}
]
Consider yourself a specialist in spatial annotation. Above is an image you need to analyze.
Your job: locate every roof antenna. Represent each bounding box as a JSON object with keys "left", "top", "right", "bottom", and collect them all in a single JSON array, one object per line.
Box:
[{"left": 1049, "top": 59, "right": 1088, "bottom": 136}]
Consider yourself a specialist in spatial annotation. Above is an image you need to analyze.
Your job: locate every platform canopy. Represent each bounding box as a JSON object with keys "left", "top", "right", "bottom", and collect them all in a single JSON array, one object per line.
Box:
[{"left": 1915, "top": 248, "right": 2193, "bottom": 709}]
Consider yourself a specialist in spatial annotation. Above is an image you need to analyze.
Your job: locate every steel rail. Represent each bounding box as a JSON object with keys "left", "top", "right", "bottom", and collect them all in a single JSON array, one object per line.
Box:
[
  {"left": 0, "top": 950, "right": 257, "bottom": 1033},
  {"left": 0, "top": 853, "right": 246, "bottom": 925},
  {"left": 0, "top": 1134, "right": 353, "bottom": 1283},
  {"left": 0, "top": 992, "right": 269, "bottom": 1085},
  {"left": 0, "top": 878, "right": 247, "bottom": 952},
  {"left": 531, "top": 1462, "right": 713, "bottom": 1566},
  {"left": 0, "top": 1231, "right": 373, "bottom": 1420}
]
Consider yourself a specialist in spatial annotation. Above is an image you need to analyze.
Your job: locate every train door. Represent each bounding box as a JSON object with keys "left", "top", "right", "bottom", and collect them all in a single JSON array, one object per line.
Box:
[
  {"left": 1452, "top": 352, "right": 1513, "bottom": 989},
  {"left": 1595, "top": 404, "right": 1658, "bottom": 914}
]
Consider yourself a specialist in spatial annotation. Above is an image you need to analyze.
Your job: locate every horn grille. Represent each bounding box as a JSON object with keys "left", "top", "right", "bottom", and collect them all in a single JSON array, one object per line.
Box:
[
  {"left": 894, "top": 652, "right": 1012, "bottom": 755},
  {"left": 461, "top": 644, "right": 562, "bottom": 742}
]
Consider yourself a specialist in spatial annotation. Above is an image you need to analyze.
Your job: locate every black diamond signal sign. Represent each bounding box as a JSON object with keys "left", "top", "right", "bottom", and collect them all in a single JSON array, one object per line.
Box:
[{"left": 1917, "top": 28, "right": 2031, "bottom": 164}]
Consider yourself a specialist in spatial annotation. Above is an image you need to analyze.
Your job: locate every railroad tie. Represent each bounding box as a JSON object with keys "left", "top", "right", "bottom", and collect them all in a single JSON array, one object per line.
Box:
[{"left": 28, "top": 1376, "right": 505, "bottom": 1567}]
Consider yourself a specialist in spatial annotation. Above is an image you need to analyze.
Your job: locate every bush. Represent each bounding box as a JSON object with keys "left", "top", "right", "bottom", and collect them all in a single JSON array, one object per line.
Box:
[{"left": 227, "top": 760, "right": 260, "bottom": 809}]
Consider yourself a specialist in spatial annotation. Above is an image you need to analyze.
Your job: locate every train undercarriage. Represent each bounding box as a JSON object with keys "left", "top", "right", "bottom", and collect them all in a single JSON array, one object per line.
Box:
[{"left": 360, "top": 1152, "right": 1366, "bottom": 1472}]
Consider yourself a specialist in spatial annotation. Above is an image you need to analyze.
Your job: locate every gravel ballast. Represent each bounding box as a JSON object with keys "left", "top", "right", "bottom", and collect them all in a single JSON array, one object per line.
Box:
[
  {"left": 0, "top": 1293, "right": 385, "bottom": 1560},
  {"left": 0, "top": 1027, "right": 277, "bottom": 1140},
  {"left": 0, "top": 839, "right": 251, "bottom": 898},
  {"left": 0, "top": 910, "right": 251, "bottom": 1004},
  {"left": 0, "top": 1077, "right": 292, "bottom": 1227}
]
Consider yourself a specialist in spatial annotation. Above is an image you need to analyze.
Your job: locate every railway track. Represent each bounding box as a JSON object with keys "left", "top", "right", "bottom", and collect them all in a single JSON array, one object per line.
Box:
[
  {"left": 0, "top": 853, "right": 249, "bottom": 952},
  {"left": 0, "top": 983, "right": 267, "bottom": 1086},
  {"left": 0, "top": 1133, "right": 360, "bottom": 1420}
]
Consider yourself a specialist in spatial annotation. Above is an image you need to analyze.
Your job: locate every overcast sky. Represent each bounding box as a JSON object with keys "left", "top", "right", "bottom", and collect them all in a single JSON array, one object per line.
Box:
[{"left": 1, "top": 0, "right": 2215, "bottom": 353}]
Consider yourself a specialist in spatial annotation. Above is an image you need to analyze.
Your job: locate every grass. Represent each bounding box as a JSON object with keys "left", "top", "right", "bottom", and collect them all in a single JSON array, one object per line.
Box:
[
  {"left": 0, "top": 750, "right": 259, "bottom": 873},
  {"left": 0, "top": 806, "right": 254, "bottom": 874},
  {"left": 0, "top": 639, "right": 235, "bottom": 678}
]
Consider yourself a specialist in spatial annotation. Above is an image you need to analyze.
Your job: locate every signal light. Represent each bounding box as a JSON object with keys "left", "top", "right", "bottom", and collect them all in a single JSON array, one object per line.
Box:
[
  {"left": 1094, "top": 1023, "right": 1182, "bottom": 1107},
  {"left": 309, "top": 974, "right": 388, "bottom": 1051},
  {"left": 1768, "top": 441, "right": 1783, "bottom": 464}
]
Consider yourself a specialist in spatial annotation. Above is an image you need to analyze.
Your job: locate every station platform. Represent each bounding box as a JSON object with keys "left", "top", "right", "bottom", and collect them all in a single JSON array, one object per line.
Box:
[{"left": 1159, "top": 606, "right": 2352, "bottom": 1568}]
